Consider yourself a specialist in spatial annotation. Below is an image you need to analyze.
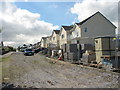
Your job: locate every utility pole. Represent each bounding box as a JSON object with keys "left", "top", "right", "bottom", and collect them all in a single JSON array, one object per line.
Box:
[{"left": 115, "top": 34, "right": 119, "bottom": 69}]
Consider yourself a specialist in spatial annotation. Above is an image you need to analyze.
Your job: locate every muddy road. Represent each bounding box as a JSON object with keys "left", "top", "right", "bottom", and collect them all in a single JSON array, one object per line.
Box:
[{"left": 1, "top": 52, "right": 120, "bottom": 88}]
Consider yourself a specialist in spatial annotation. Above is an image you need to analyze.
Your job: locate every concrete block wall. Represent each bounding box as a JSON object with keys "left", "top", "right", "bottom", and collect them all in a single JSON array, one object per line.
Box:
[{"left": 62, "top": 44, "right": 82, "bottom": 63}]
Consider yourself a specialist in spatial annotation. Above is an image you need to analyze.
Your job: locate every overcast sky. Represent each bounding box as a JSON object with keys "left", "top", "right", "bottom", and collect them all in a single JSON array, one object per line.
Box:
[{"left": 0, "top": 0, "right": 119, "bottom": 47}]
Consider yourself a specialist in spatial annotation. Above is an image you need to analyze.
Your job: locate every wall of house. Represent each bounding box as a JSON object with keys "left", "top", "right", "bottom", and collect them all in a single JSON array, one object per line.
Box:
[
  {"left": 41, "top": 39, "right": 46, "bottom": 47},
  {"left": 41, "top": 39, "right": 44, "bottom": 47},
  {"left": 46, "top": 37, "right": 51, "bottom": 48},
  {"left": 71, "top": 24, "right": 81, "bottom": 39},
  {"left": 68, "top": 25, "right": 81, "bottom": 44},
  {"left": 80, "top": 13, "right": 115, "bottom": 45},
  {"left": 44, "top": 39, "right": 47, "bottom": 48},
  {"left": 56, "top": 34, "right": 60, "bottom": 47},
  {"left": 51, "top": 32, "right": 60, "bottom": 48},
  {"left": 79, "top": 38, "right": 95, "bottom": 46},
  {"left": 59, "top": 28, "right": 67, "bottom": 48},
  {"left": 51, "top": 32, "right": 57, "bottom": 47}
]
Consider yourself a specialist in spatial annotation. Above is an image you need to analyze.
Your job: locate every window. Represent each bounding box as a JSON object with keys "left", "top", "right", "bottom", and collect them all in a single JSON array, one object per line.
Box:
[
  {"left": 84, "top": 27, "right": 87, "bottom": 32},
  {"left": 77, "top": 40, "right": 79, "bottom": 44},
  {"left": 61, "top": 34, "right": 64, "bottom": 39},
  {"left": 77, "top": 32, "right": 79, "bottom": 37},
  {"left": 53, "top": 37, "right": 55, "bottom": 40},
  {"left": 95, "top": 40, "right": 98, "bottom": 43}
]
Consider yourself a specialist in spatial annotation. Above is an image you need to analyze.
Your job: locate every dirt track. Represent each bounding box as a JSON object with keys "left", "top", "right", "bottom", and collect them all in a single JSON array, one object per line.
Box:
[{"left": 2, "top": 52, "right": 120, "bottom": 88}]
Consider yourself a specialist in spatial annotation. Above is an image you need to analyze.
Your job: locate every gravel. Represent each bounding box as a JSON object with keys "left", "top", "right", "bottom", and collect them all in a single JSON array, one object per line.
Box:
[{"left": 2, "top": 52, "right": 120, "bottom": 88}]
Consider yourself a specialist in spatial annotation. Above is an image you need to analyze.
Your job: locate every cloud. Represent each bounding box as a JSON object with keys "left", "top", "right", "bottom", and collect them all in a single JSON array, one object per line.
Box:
[
  {"left": 70, "top": 0, "right": 119, "bottom": 33},
  {"left": 0, "top": 2, "right": 59, "bottom": 47}
]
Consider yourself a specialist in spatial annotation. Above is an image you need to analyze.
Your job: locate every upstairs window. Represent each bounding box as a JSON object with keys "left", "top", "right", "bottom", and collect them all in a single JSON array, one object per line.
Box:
[
  {"left": 95, "top": 40, "right": 98, "bottom": 43},
  {"left": 53, "top": 37, "right": 55, "bottom": 40},
  {"left": 77, "top": 32, "right": 79, "bottom": 37},
  {"left": 84, "top": 27, "right": 87, "bottom": 32},
  {"left": 61, "top": 34, "right": 64, "bottom": 39}
]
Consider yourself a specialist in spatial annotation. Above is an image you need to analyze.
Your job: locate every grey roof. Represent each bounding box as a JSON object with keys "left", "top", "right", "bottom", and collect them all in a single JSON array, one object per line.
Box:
[
  {"left": 76, "top": 11, "right": 116, "bottom": 28},
  {"left": 42, "top": 37, "right": 47, "bottom": 39},
  {"left": 62, "top": 26, "right": 73, "bottom": 31},
  {"left": 53, "top": 30, "right": 60, "bottom": 34},
  {"left": 76, "top": 12, "right": 100, "bottom": 25},
  {"left": 46, "top": 36, "right": 51, "bottom": 38}
]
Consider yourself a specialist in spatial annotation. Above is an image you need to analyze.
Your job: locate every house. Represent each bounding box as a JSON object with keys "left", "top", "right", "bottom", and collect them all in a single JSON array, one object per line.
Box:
[
  {"left": 40, "top": 37, "right": 47, "bottom": 48},
  {"left": 70, "top": 11, "right": 116, "bottom": 46},
  {"left": 46, "top": 36, "right": 52, "bottom": 48},
  {"left": 59, "top": 25, "right": 73, "bottom": 48},
  {"left": 50, "top": 30, "right": 60, "bottom": 48}
]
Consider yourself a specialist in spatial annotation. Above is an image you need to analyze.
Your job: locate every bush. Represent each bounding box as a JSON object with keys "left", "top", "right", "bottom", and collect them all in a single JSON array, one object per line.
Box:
[{"left": 0, "top": 46, "right": 16, "bottom": 55}]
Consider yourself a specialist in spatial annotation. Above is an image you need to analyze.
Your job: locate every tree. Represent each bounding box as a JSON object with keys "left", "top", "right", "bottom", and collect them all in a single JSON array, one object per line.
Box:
[
  {"left": 23, "top": 44, "right": 27, "bottom": 47},
  {"left": 30, "top": 44, "right": 32, "bottom": 46},
  {"left": 17, "top": 46, "right": 21, "bottom": 50}
]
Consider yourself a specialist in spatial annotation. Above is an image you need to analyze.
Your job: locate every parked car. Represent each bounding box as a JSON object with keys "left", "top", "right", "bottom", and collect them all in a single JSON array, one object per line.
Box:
[
  {"left": 20, "top": 49, "right": 25, "bottom": 52},
  {"left": 34, "top": 48, "right": 40, "bottom": 53},
  {"left": 41, "top": 48, "right": 48, "bottom": 55},
  {"left": 24, "top": 49, "right": 34, "bottom": 56}
]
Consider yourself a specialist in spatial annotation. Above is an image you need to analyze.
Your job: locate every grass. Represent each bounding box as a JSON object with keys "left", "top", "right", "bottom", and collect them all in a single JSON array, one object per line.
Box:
[
  {"left": 1, "top": 56, "right": 11, "bottom": 82},
  {"left": 0, "top": 56, "right": 11, "bottom": 62}
]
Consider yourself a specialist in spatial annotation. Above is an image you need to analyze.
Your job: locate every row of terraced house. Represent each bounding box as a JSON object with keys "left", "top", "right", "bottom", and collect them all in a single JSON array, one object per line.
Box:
[{"left": 40, "top": 11, "right": 116, "bottom": 49}]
